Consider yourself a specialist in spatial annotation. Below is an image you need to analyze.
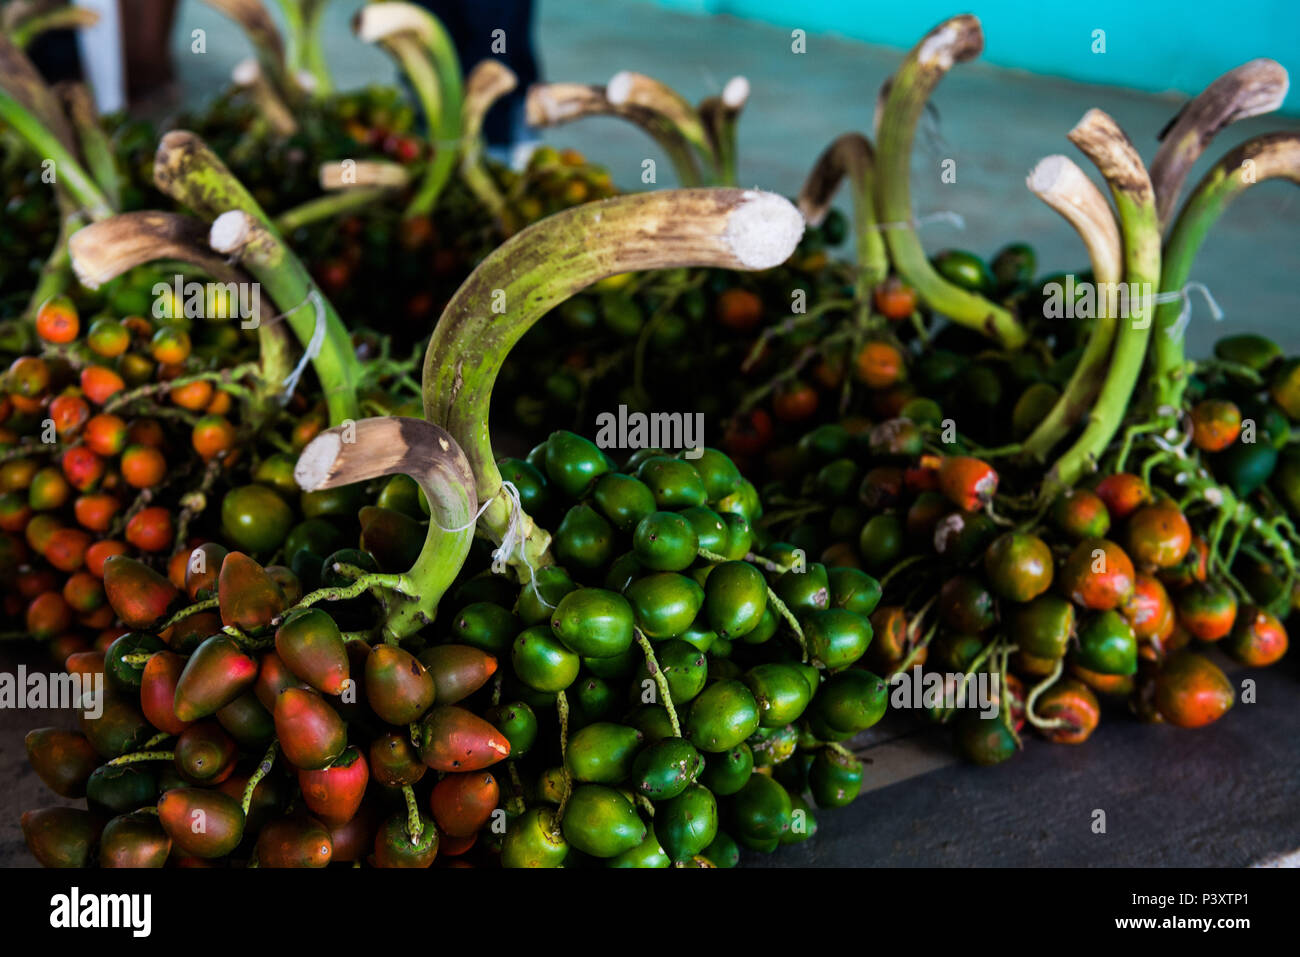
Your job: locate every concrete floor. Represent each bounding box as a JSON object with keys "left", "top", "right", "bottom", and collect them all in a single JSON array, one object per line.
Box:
[{"left": 170, "top": 0, "right": 1300, "bottom": 358}]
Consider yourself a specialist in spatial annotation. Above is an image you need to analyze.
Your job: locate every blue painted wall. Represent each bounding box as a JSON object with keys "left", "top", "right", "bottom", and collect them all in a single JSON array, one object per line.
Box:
[{"left": 644, "top": 0, "right": 1300, "bottom": 113}]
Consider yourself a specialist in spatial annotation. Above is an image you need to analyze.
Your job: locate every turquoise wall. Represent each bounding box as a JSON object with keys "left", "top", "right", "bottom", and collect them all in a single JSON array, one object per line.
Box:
[{"left": 646, "top": 0, "right": 1300, "bottom": 113}]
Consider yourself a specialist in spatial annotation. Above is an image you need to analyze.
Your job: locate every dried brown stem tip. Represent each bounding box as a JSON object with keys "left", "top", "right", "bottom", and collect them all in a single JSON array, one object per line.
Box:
[
  {"left": 606, "top": 70, "right": 712, "bottom": 155},
  {"left": 1067, "top": 108, "right": 1152, "bottom": 204},
  {"left": 232, "top": 58, "right": 297, "bottom": 136},
  {"left": 296, "top": 417, "right": 475, "bottom": 501},
  {"left": 463, "top": 59, "right": 518, "bottom": 139},
  {"left": 1026, "top": 154, "right": 1122, "bottom": 282},
  {"left": 68, "top": 212, "right": 253, "bottom": 289},
  {"left": 797, "top": 132, "right": 874, "bottom": 227},
  {"left": 1150, "top": 58, "right": 1289, "bottom": 228}
]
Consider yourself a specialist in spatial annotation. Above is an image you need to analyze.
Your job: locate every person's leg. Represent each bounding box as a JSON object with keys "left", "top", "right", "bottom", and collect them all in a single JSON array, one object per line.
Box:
[{"left": 120, "top": 0, "right": 178, "bottom": 104}]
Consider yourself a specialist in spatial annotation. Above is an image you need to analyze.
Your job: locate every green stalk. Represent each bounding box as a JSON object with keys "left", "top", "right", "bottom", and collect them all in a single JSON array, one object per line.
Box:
[
  {"left": 0, "top": 31, "right": 79, "bottom": 153},
  {"left": 699, "top": 76, "right": 749, "bottom": 186},
  {"left": 1043, "top": 110, "right": 1161, "bottom": 499},
  {"left": 9, "top": 5, "right": 100, "bottom": 49},
  {"left": 1018, "top": 154, "right": 1123, "bottom": 461},
  {"left": 797, "top": 132, "right": 889, "bottom": 296},
  {"left": 0, "top": 88, "right": 111, "bottom": 221},
  {"left": 299, "top": 0, "right": 333, "bottom": 95},
  {"left": 525, "top": 82, "right": 703, "bottom": 187},
  {"left": 1153, "top": 133, "right": 1300, "bottom": 409},
  {"left": 607, "top": 71, "right": 716, "bottom": 176},
  {"left": 459, "top": 59, "right": 517, "bottom": 223},
  {"left": 422, "top": 189, "right": 804, "bottom": 578},
  {"left": 275, "top": 186, "right": 393, "bottom": 233},
  {"left": 295, "top": 417, "right": 478, "bottom": 639},
  {"left": 60, "top": 83, "right": 121, "bottom": 211},
  {"left": 874, "top": 15, "right": 1027, "bottom": 348},
  {"left": 201, "top": 0, "right": 295, "bottom": 102}
]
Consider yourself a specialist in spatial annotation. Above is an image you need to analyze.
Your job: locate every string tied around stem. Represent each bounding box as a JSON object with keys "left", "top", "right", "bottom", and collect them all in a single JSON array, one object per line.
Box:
[{"left": 1155, "top": 281, "right": 1223, "bottom": 342}]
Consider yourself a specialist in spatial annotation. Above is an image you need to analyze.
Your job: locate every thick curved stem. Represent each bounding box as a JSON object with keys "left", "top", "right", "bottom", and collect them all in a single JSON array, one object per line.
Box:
[
  {"left": 460, "top": 59, "right": 517, "bottom": 222},
  {"left": 526, "top": 81, "right": 702, "bottom": 186},
  {"left": 874, "top": 15, "right": 1026, "bottom": 348},
  {"left": 1044, "top": 110, "right": 1161, "bottom": 498},
  {"left": 0, "top": 86, "right": 111, "bottom": 220},
  {"left": 698, "top": 76, "right": 749, "bottom": 186},
  {"left": 608, "top": 71, "right": 715, "bottom": 173},
  {"left": 423, "top": 189, "right": 803, "bottom": 577},
  {"left": 275, "top": 186, "right": 393, "bottom": 232},
  {"left": 1154, "top": 133, "right": 1300, "bottom": 409},
  {"left": 8, "top": 4, "right": 100, "bottom": 49},
  {"left": 1150, "top": 59, "right": 1288, "bottom": 231},
  {"left": 201, "top": 0, "right": 295, "bottom": 102},
  {"left": 295, "top": 417, "right": 478, "bottom": 640},
  {"left": 797, "top": 132, "right": 889, "bottom": 293},
  {"left": 0, "top": 31, "right": 78, "bottom": 153},
  {"left": 232, "top": 59, "right": 297, "bottom": 136},
  {"left": 1019, "top": 154, "right": 1123, "bottom": 461},
  {"left": 58, "top": 83, "right": 120, "bottom": 210}
]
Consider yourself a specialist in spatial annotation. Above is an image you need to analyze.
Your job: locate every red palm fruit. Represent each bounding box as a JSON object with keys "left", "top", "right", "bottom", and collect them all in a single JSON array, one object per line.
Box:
[
  {"left": 62, "top": 571, "right": 104, "bottom": 613},
  {"left": 1123, "top": 574, "right": 1174, "bottom": 642},
  {"left": 1162, "top": 535, "right": 1210, "bottom": 589},
  {"left": 255, "top": 650, "right": 311, "bottom": 711},
  {"left": 173, "top": 634, "right": 259, "bottom": 722},
  {"left": 35, "top": 296, "right": 79, "bottom": 343},
  {"left": 85, "top": 539, "right": 128, "bottom": 577},
  {"left": 79, "top": 606, "right": 115, "bottom": 629},
  {"left": 854, "top": 340, "right": 905, "bottom": 389},
  {"left": 206, "top": 390, "right": 233, "bottom": 415},
  {"left": 166, "top": 609, "right": 220, "bottom": 655},
  {"left": 29, "top": 467, "right": 71, "bottom": 510},
  {"left": 0, "top": 494, "right": 32, "bottom": 532},
  {"left": 26, "top": 516, "right": 63, "bottom": 557},
  {"left": 1050, "top": 488, "right": 1111, "bottom": 540},
  {"left": 80, "top": 695, "right": 151, "bottom": 758},
  {"left": 86, "top": 317, "right": 130, "bottom": 357},
  {"left": 184, "top": 541, "right": 228, "bottom": 600},
  {"left": 157, "top": 788, "right": 245, "bottom": 858},
  {"left": 44, "top": 527, "right": 92, "bottom": 572},
  {"left": 418, "top": 645, "right": 498, "bottom": 704},
  {"left": 265, "top": 565, "right": 301, "bottom": 605},
  {"left": 772, "top": 380, "right": 820, "bottom": 422},
  {"left": 1059, "top": 538, "right": 1135, "bottom": 610},
  {"left": 175, "top": 721, "right": 238, "bottom": 784},
  {"left": 1069, "top": 663, "right": 1135, "bottom": 697},
  {"left": 1154, "top": 652, "right": 1234, "bottom": 728},
  {"left": 120, "top": 444, "right": 166, "bottom": 488},
  {"left": 298, "top": 745, "right": 369, "bottom": 825},
  {"left": 0, "top": 457, "right": 39, "bottom": 491},
  {"left": 218, "top": 771, "right": 278, "bottom": 834},
  {"left": 1174, "top": 581, "right": 1237, "bottom": 641},
  {"left": 103, "top": 555, "right": 181, "bottom": 628},
  {"left": 1125, "top": 501, "right": 1191, "bottom": 569},
  {"left": 372, "top": 810, "right": 438, "bottom": 868},
  {"left": 369, "top": 731, "right": 427, "bottom": 786},
  {"left": 126, "top": 418, "right": 165, "bottom": 448},
  {"left": 274, "top": 687, "right": 347, "bottom": 770},
  {"left": 440, "top": 831, "right": 478, "bottom": 857},
  {"left": 18, "top": 566, "right": 60, "bottom": 598},
  {"left": 48, "top": 394, "right": 89, "bottom": 434},
  {"left": 73, "top": 492, "right": 119, "bottom": 532},
  {"left": 192, "top": 415, "right": 237, "bottom": 462},
  {"left": 1095, "top": 473, "right": 1150, "bottom": 522},
  {"left": 126, "top": 506, "right": 172, "bottom": 552},
  {"left": 217, "top": 551, "right": 285, "bottom": 632},
  {"left": 430, "top": 771, "right": 499, "bottom": 837},
  {"left": 99, "top": 811, "right": 172, "bottom": 868},
  {"left": 723, "top": 408, "right": 773, "bottom": 458},
  {"left": 1033, "top": 678, "right": 1101, "bottom": 744},
  {"left": 275, "top": 608, "right": 349, "bottom": 695},
  {"left": 80, "top": 365, "right": 126, "bottom": 405},
  {"left": 417, "top": 706, "right": 511, "bottom": 771},
  {"left": 983, "top": 532, "right": 1053, "bottom": 602},
  {"left": 1190, "top": 399, "right": 1241, "bottom": 452},
  {"left": 27, "top": 591, "right": 73, "bottom": 638},
  {"left": 329, "top": 804, "right": 380, "bottom": 862},
  {"left": 937, "top": 456, "right": 998, "bottom": 512},
  {"left": 9, "top": 355, "right": 50, "bottom": 397},
  {"left": 873, "top": 277, "right": 917, "bottom": 320},
  {"left": 715, "top": 288, "right": 763, "bottom": 332},
  {"left": 21, "top": 807, "right": 101, "bottom": 867},
  {"left": 256, "top": 814, "right": 333, "bottom": 868},
  {"left": 1225, "top": 607, "right": 1288, "bottom": 666},
  {"left": 216, "top": 690, "right": 275, "bottom": 747},
  {"left": 140, "top": 651, "right": 191, "bottom": 734},
  {"left": 24, "top": 728, "right": 100, "bottom": 798},
  {"left": 150, "top": 326, "right": 191, "bottom": 364},
  {"left": 168, "top": 378, "right": 214, "bottom": 411},
  {"left": 365, "top": 644, "right": 436, "bottom": 725},
  {"left": 64, "top": 650, "right": 105, "bottom": 681}
]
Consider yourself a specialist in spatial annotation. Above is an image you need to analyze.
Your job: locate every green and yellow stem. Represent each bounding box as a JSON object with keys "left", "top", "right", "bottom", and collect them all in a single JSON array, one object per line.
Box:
[
  {"left": 0, "top": 86, "right": 111, "bottom": 221},
  {"left": 607, "top": 71, "right": 716, "bottom": 178},
  {"left": 698, "top": 76, "right": 749, "bottom": 186},
  {"left": 1043, "top": 109, "right": 1161, "bottom": 499},
  {"left": 459, "top": 59, "right": 517, "bottom": 223},
  {"left": 1153, "top": 133, "right": 1300, "bottom": 410},
  {"left": 874, "top": 15, "right": 1026, "bottom": 348},
  {"left": 7, "top": 4, "right": 100, "bottom": 49},
  {"left": 294, "top": 417, "right": 478, "bottom": 640},
  {"left": 1019, "top": 154, "right": 1124, "bottom": 461},
  {"left": 275, "top": 186, "right": 393, "bottom": 233},
  {"left": 59, "top": 83, "right": 120, "bottom": 211},
  {"left": 422, "top": 189, "right": 804, "bottom": 579},
  {"left": 797, "top": 132, "right": 889, "bottom": 297},
  {"left": 201, "top": 0, "right": 296, "bottom": 103},
  {"left": 274, "top": 0, "right": 332, "bottom": 94}
]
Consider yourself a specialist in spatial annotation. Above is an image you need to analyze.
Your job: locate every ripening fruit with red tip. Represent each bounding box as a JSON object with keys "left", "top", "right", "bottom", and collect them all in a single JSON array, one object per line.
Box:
[
  {"left": 173, "top": 634, "right": 259, "bottom": 722},
  {"left": 275, "top": 608, "right": 349, "bottom": 695},
  {"left": 60, "top": 445, "right": 105, "bottom": 492},
  {"left": 1059, "top": 538, "right": 1135, "bottom": 611},
  {"left": 1051, "top": 488, "right": 1110, "bottom": 540},
  {"left": 419, "top": 645, "right": 498, "bottom": 704},
  {"left": 430, "top": 771, "right": 499, "bottom": 837},
  {"left": 417, "top": 706, "right": 511, "bottom": 771},
  {"left": 61, "top": 571, "right": 104, "bottom": 613},
  {"left": 365, "top": 644, "right": 436, "bottom": 725},
  {"left": 168, "top": 379, "right": 213, "bottom": 411},
  {"left": 157, "top": 788, "right": 245, "bottom": 858},
  {"left": 854, "top": 340, "right": 906, "bottom": 389},
  {"left": 256, "top": 815, "right": 333, "bottom": 868},
  {"left": 298, "top": 745, "right": 369, "bottom": 826},
  {"left": 192, "top": 415, "right": 237, "bottom": 462},
  {"left": 43, "top": 527, "right": 92, "bottom": 572},
  {"left": 140, "top": 650, "right": 191, "bottom": 735},
  {"left": 150, "top": 327, "right": 191, "bottom": 365},
  {"left": 1125, "top": 500, "right": 1191, "bottom": 569},
  {"left": 126, "top": 506, "right": 173, "bottom": 552},
  {"left": 1032, "top": 678, "right": 1100, "bottom": 744},
  {"left": 103, "top": 554, "right": 181, "bottom": 628},
  {"left": 8, "top": 356, "right": 50, "bottom": 398},
  {"left": 120, "top": 444, "right": 166, "bottom": 488},
  {"left": 35, "top": 296, "right": 80, "bottom": 344},
  {"left": 27, "top": 591, "right": 73, "bottom": 638},
  {"left": 1224, "top": 607, "right": 1288, "bottom": 666},
  {"left": 83, "top": 413, "right": 127, "bottom": 456},
  {"left": 873, "top": 277, "right": 917, "bottom": 321},
  {"left": 84, "top": 539, "right": 128, "bottom": 577},
  {"left": 274, "top": 687, "right": 347, "bottom": 770},
  {"left": 28, "top": 467, "right": 71, "bottom": 510},
  {"left": 218, "top": 551, "right": 285, "bottom": 632},
  {"left": 48, "top": 394, "right": 89, "bottom": 434},
  {"left": 1154, "top": 651, "right": 1234, "bottom": 728},
  {"left": 25, "top": 727, "right": 100, "bottom": 798},
  {"left": 937, "top": 456, "right": 998, "bottom": 512},
  {"left": 1095, "top": 473, "right": 1150, "bottom": 522},
  {"left": 715, "top": 288, "right": 763, "bottom": 332},
  {"left": 86, "top": 317, "right": 130, "bottom": 357},
  {"left": 1174, "top": 580, "right": 1237, "bottom": 641},
  {"left": 80, "top": 365, "right": 126, "bottom": 405},
  {"left": 1190, "top": 399, "right": 1241, "bottom": 453}
]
